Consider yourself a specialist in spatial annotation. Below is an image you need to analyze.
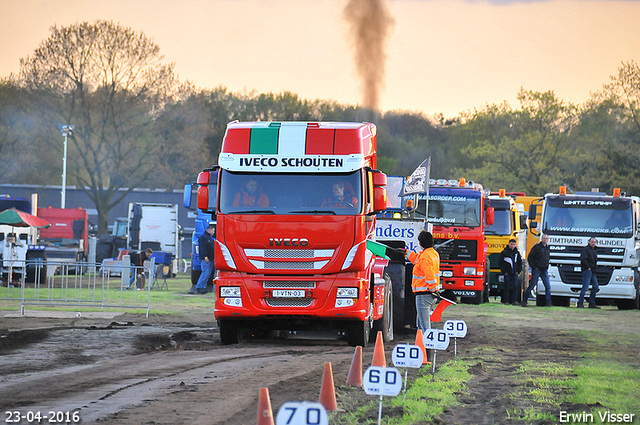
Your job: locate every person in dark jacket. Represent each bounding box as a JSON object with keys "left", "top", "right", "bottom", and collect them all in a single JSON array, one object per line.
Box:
[
  {"left": 499, "top": 238, "right": 523, "bottom": 305},
  {"left": 195, "top": 224, "right": 216, "bottom": 294},
  {"left": 578, "top": 236, "right": 600, "bottom": 309},
  {"left": 522, "top": 234, "right": 551, "bottom": 307},
  {"left": 128, "top": 248, "right": 153, "bottom": 289}
]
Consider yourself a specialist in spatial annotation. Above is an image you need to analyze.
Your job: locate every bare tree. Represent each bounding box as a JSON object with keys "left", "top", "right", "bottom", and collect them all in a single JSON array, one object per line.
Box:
[{"left": 18, "top": 20, "right": 187, "bottom": 234}]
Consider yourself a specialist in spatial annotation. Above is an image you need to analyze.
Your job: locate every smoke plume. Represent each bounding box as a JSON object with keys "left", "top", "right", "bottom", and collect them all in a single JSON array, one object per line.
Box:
[{"left": 344, "top": 0, "right": 395, "bottom": 114}]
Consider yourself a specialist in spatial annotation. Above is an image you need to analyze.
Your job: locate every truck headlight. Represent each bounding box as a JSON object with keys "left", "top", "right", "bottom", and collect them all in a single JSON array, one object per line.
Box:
[
  {"left": 614, "top": 276, "right": 633, "bottom": 282},
  {"left": 463, "top": 267, "right": 476, "bottom": 275},
  {"left": 220, "top": 286, "right": 241, "bottom": 297},
  {"left": 218, "top": 241, "right": 237, "bottom": 269},
  {"left": 337, "top": 287, "right": 358, "bottom": 298}
]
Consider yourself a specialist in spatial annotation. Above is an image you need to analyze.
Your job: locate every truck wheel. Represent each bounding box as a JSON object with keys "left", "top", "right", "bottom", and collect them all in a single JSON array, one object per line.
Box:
[
  {"left": 536, "top": 294, "right": 546, "bottom": 306},
  {"left": 373, "top": 275, "right": 394, "bottom": 342},
  {"left": 617, "top": 286, "right": 639, "bottom": 310},
  {"left": 347, "top": 319, "right": 370, "bottom": 347},
  {"left": 191, "top": 268, "right": 201, "bottom": 286},
  {"left": 551, "top": 296, "right": 570, "bottom": 307},
  {"left": 219, "top": 320, "right": 242, "bottom": 345}
]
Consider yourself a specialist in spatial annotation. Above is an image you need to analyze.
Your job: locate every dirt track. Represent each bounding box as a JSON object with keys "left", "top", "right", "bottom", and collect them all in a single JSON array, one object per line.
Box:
[{"left": 1, "top": 301, "right": 639, "bottom": 425}]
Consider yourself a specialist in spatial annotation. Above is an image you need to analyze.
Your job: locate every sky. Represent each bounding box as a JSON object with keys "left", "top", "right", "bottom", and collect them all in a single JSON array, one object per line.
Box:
[{"left": 1, "top": 0, "right": 640, "bottom": 118}]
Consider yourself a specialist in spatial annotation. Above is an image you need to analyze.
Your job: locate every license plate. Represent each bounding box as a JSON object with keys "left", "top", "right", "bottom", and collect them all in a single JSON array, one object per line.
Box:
[
  {"left": 272, "top": 289, "right": 305, "bottom": 298},
  {"left": 452, "top": 290, "right": 476, "bottom": 297},
  {"left": 441, "top": 271, "right": 453, "bottom": 278}
]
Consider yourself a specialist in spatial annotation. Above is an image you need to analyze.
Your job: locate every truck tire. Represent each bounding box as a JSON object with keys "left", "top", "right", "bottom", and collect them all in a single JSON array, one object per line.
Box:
[
  {"left": 551, "top": 296, "right": 570, "bottom": 307},
  {"left": 191, "top": 268, "right": 201, "bottom": 286},
  {"left": 348, "top": 302, "right": 373, "bottom": 347},
  {"left": 219, "top": 320, "right": 241, "bottom": 345},
  {"left": 347, "top": 319, "right": 371, "bottom": 347},
  {"left": 372, "top": 274, "right": 394, "bottom": 342},
  {"left": 536, "top": 294, "right": 546, "bottom": 306}
]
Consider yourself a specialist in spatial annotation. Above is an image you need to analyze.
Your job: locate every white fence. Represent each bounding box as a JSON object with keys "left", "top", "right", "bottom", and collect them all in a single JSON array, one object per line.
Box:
[{"left": 0, "top": 256, "right": 159, "bottom": 317}]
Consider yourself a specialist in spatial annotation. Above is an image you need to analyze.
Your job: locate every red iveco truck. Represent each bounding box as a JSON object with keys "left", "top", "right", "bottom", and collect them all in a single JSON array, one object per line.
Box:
[{"left": 189, "top": 121, "right": 391, "bottom": 346}]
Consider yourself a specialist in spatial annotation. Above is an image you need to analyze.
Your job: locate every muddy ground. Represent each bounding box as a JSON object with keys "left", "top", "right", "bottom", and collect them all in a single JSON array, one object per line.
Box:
[{"left": 1, "top": 300, "right": 639, "bottom": 425}]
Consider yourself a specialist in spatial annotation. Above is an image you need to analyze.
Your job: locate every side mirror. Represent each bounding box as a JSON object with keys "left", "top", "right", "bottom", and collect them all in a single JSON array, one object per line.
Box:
[
  {"left": 183, "top": 183, "right": 193, "bottom": 208},
  {"left": 373, "top": 186, "right": 388, "bottom": 213},
  {"left": 486, "top": 207, "right": 495, "bottom": 226},
  {"left": 528, "top": 204, "right": 538, "bottom": 221},
  {"left": 520, "top": 215, "right": 528, "bottom": 230}
]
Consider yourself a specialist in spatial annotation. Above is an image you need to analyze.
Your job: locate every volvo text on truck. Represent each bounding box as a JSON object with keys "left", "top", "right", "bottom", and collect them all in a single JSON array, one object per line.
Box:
[
  {"left": 530, "top": 186, "right": 640, "bottom": 309},
  {"left": 189, "top": 121, "right": 392, "bottom": 346}
]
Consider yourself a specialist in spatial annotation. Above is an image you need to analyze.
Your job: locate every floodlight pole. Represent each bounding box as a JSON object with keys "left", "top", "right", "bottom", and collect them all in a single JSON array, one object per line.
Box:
[{"left": 59, "top": 125, "right": 74, "bottom": 209}]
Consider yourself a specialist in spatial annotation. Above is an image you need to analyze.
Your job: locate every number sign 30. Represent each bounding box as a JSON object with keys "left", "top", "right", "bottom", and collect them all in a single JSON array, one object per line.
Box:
[{"left": 444, "top": 320, "right": 468, "bottom": 337}]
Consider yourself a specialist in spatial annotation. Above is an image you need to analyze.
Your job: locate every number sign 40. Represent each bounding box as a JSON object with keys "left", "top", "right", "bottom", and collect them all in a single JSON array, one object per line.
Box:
[{"left": 423, "top": 329, "right": 450, "bottom": 350}]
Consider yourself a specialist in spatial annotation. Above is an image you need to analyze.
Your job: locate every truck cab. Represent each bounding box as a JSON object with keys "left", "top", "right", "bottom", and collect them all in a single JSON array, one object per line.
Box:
[
  {"left": 485, "top": 190, "right": 528, "bottom": 300},
  {"left": 532, "top": 186, "right": 640, "bottom": 309},
  {"left": 192, "top": 121, "right": 390, "bottom": 346}
]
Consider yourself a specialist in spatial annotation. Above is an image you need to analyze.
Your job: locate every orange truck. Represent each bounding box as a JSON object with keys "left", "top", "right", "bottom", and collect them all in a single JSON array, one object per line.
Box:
[{"left": 187, "top": 121, "right": 393, "bottom": 346}]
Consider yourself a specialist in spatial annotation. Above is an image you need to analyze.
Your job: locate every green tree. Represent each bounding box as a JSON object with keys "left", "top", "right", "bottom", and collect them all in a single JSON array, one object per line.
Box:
[
  {"left": 575, "top": 60, "right": 640, "bottom": 194},
  {"left": 452, "top": 89, "right": 579, "bottom": 195},
  {"left": 18, "top": 20, "right": 188, "bottom": 234}
]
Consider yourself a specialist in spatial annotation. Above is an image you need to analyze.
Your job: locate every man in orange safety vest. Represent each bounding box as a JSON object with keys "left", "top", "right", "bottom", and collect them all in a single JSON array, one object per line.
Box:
[{"left": 406, "top": 230, "right": 441, "bottom": 331}]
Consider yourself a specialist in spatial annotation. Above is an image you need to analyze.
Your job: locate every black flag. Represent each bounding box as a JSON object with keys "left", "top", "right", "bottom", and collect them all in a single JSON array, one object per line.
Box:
[{"left": 400, "top": 157, "right": 431, "bottom": 197}]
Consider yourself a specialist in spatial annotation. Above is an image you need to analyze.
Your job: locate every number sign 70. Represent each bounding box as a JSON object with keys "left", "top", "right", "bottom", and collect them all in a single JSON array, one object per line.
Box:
[{"left": 276, "top": 402, "right": 328, "bottom": 425}]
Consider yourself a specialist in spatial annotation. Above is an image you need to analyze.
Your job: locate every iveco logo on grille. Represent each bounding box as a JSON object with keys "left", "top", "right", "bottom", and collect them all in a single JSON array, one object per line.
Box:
[{"left": 269, "top": 238, "right": 309, "bottom": 247}]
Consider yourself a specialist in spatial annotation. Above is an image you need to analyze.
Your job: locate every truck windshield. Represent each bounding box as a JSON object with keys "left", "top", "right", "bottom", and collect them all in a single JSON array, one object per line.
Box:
[
  {"left": 485, "top": 209, "right": 511, "bottom": 235},
  {"left": 219, "top": 170, "right": 363, "bottom": 216},
  {"left": 415, "top": 194, "right": 482, "bottom": 227},
  {"left": 542, "top": 196, "right": 633, "bottom": 237}
]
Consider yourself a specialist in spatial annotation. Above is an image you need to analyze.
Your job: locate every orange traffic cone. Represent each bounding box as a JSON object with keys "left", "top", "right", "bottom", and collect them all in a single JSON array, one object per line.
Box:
[
  {"left": 415, "top": 329, "right": 430, "bottom": 365},
  {"left": 371, "top": 331, "right": 387, "bottom": 367},
  {"left": 345, "top": 346, "right": 363, "bottom": 386},
  {"left": 256, "top": 387, "right": 275, "bottom": 425},
  {"left": 319, "top": 362, "right": 339, "bottom": 411}
]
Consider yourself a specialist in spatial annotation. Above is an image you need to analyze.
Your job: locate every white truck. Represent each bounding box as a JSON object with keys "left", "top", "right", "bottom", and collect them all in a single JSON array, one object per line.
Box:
[
  {"left": 530, "top": 187, "right": 640, "bottom": 309},
  {"left": 104, "top": 203, "right": 181, "bottom": 276}
]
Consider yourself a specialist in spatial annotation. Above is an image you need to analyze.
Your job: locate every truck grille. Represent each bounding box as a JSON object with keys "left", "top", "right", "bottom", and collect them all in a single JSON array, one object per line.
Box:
[
  {"left": 488, "top": 253, "right": 500, "bottom": 269},
  {"left": 549, "top": 245, "right": 625, "bottom": 267},
  {"left": 265, "top": 298, "right": 313, "bottom": 307},
  {"left": 435, "top": 239, "right": 477, "bottom": 262},
  {"left": 244, "top": 248, "right": 334, "bottom": 259},
  {"left": 263, "top": 281, "right": 316, "bottom": 289},
  {"left": 557, "top": 265, "right": 612, "bottom": 286},
  {"left": 249, "top": 260, "right": 329, "bottom": 270}
]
